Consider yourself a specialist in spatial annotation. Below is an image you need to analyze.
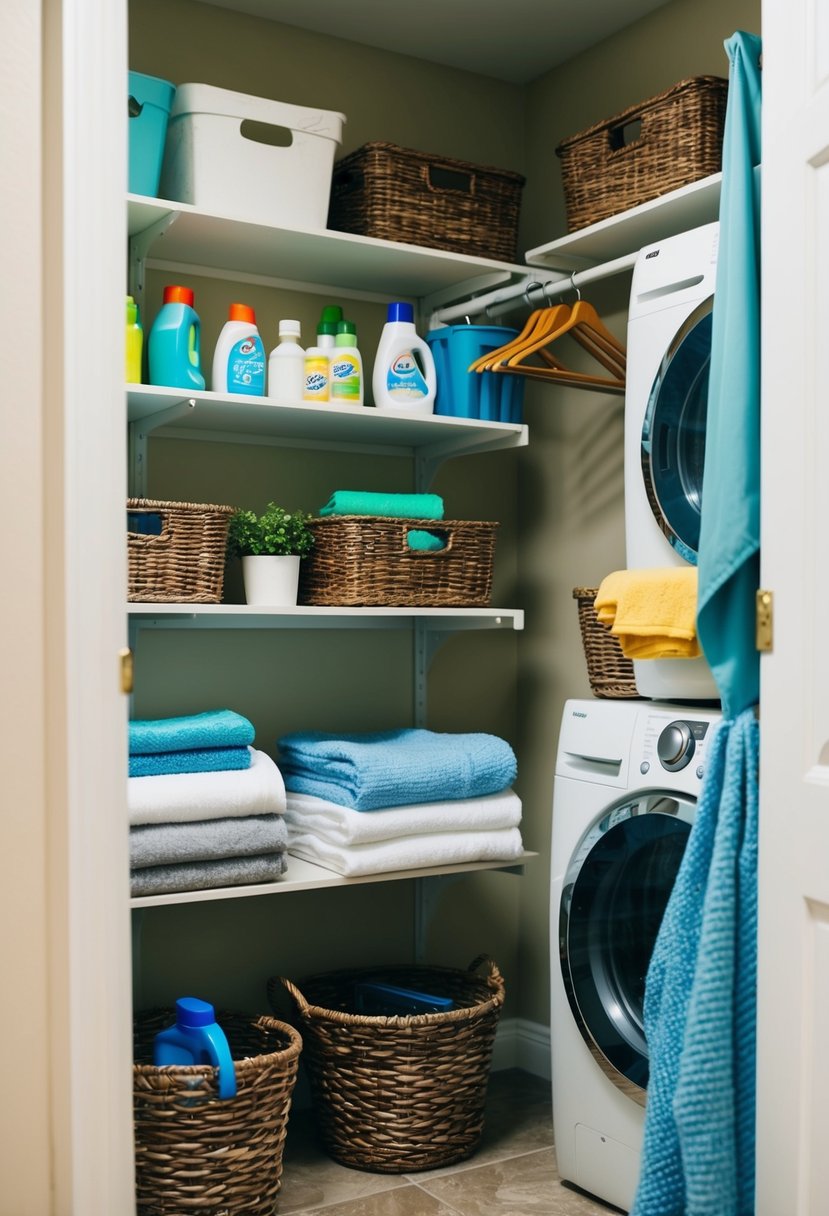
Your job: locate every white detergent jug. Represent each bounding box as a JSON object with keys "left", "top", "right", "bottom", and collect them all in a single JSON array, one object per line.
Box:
[{"left": 372, "top": 302, "right": 436, "bottom": 416}]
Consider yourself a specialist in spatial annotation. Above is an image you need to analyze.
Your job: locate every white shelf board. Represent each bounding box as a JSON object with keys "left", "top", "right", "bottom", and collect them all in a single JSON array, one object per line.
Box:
[
  {"left": 128, "top": 194, "right": 528, "bottom": 299},
  {"left": 127, "top": 384, "right": 528, "bottom": 459},
  {"left": 128, "top": 604, "right": 524, "bottom": 631},
  {"left": 130, "top": 851, "right": 537, "bottom": 909},
  {"left": 525, "top": 173, "right": 722, "bottom": 273}
]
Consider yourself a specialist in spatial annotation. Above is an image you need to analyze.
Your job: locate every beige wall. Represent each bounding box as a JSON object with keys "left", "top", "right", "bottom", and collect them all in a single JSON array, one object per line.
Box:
[{"left": 129, "top": 0, "right": 760, "bottom": 1031}]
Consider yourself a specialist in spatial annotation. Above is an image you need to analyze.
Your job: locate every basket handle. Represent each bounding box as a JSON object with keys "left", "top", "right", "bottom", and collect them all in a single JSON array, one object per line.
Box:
[
  {"left": 268, "top": 974, "right": 310, "bottom": 1016},
  {"left": 127, "top": 505, "right": 172, "bottom": 544},
  {"left": 467, "top": 954, "right": 503, "bottom": 989},
  {"left": 400, "top": 523, "right": 454, "bottom": 556},
  {"left": 606, "top": 114, "right": 645, "bottom": 155},
  {"left": 424, "top": 161, "right": 477, "bottom": 197}
]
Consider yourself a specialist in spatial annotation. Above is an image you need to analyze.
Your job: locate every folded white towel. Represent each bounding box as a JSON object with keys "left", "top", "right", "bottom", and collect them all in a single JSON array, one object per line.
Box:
[
  {"left": 285, "top": 788, "right": 521, "bottom": 846},
  {"left": 128, "top": 747, "right": 286, "bottom": 826},
  {"left": 287, "top": 826, "right": 524, "bottom": 877}
]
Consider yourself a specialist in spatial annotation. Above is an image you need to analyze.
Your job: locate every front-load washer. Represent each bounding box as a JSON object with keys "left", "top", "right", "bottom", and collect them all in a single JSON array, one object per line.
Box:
[
  {"left": 624, "top": 222, "right": 720, "bottom": 702},
  {"left": 550, "top": 696, "right": 721, "bottom": 1211}
]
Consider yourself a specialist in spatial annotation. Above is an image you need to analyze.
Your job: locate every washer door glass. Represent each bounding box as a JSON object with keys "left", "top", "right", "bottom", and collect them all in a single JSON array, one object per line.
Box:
[
  {"left": 559, "top": 792, "right": 696, "bottom": 1101},
  {"left": 641, "top": 297, "right": 713, "bottom": 565}
]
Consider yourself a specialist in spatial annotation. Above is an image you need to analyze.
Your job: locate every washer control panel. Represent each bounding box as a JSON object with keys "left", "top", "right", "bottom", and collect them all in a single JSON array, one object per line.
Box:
[{"left": 639, "top": 713, "right": 714, "bottom": 783}]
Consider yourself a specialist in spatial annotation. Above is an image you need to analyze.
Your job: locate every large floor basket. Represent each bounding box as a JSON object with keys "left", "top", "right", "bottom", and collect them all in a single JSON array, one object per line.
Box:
[
  {"left": 133, "top": 1009, "right": 302, "bottom": 1215},
  {"left": 268, "top": 956, "right": 505, "bottom": 1173}
]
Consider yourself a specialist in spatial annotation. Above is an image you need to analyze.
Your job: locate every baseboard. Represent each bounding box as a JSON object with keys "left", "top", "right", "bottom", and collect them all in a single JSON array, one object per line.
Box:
[{"left": 492, "top": 1017, "right": 551, "bottom": 1081}]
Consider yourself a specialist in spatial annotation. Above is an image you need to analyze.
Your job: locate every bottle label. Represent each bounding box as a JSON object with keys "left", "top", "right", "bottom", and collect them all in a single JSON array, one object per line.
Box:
[
  {"left": 227, "top": 335, "right": 265, "bottom": 395},
  {"left": 386, "top": 351, "right": 428, "bottom": 400},
  {"left": 304, "top": 355, "right": 329, "bottom": 401},
  {"left": 330, "top": 356, "right": 361, "bottom": 401}
]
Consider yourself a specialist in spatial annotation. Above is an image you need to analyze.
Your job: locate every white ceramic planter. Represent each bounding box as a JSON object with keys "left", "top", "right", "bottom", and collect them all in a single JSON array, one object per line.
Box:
[{"left": 241, "top": 554, "right": 301, "bottom": 606}]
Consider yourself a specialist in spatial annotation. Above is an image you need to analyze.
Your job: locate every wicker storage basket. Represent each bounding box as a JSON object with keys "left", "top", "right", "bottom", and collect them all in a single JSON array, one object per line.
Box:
[
  {"left": 573, "top": 587, "right": 639, "bottom": 699},
  {"left": 556, "top": 76, "right": 728, "bottom": 232},
  {"left": 268, "top": 956, "right": 505, "bottom": 1173},
  {"left": 127, "top": 498, "right": 234, "bottom": 603},
  {"left": 133, "top": 1009, "right": 302, "bottom": 1216},
  {"left": 299, "top": 516, "right": 498, "bottom": 607},
  {"left": 327, "top": 141, "right": 526, "bottom": 262}
]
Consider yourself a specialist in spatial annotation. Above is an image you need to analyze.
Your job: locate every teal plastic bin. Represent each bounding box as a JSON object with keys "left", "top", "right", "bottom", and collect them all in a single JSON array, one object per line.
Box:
[
  {"left": 426, "top": 326, "right": 525, "bottom": 423},
  {"left": 128, "top": 71, "right": 176, "bottom": 197}
]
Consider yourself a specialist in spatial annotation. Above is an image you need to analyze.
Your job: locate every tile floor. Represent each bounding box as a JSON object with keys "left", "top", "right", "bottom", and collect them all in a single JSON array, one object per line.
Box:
[{"left": 277, "top": 1069, "right": 622, "bottom": 1216}]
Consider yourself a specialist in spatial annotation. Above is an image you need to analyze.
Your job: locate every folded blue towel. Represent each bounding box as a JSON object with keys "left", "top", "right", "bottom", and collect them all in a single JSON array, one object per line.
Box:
[
  {"left": 129, "top": 709, "right": 255, "bottom": 756},
  {"left": 631, "top": 709, "right": 759, "bottom": 1216},
  {"left": 129, "top": 745, "right": 252, "bottom": 779},
  {"left": 276, "top": 728, "right": 517, "bottom": 811},
  {"left": 319, "top": 491, "right": 444, "bottom": 520}
]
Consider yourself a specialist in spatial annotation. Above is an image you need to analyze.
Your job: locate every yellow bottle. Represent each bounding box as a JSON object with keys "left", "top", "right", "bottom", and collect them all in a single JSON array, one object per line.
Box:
[{"left": 126, "top": 295, "right": 143, "bottom": 383}]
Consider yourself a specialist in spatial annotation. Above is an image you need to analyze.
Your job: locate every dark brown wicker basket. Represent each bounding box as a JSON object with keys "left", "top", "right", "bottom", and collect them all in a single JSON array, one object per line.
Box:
[
  {"left": 127, "top": 498, "right": 234, "bottom": 603},
  {"left": 327, "top": 141, "right": 526, "bottom": 262},
  {"left": 556, "top": 76, "right": 728, "bottom": 232},
  {"left": 268, "top": 956, "right": 504, "bottom": 1173},
  {"left": 573, "top": 586, "right": 639, "bottom": 699},
  {"left": 299, "top": 516, "right": 498, "bottom": 607},
  {"left": 133, "top": 1009, "right": 302, "bottom": 1216}
]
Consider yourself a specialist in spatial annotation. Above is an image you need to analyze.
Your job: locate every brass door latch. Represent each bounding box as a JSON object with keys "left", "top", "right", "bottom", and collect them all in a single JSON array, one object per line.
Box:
[{"left": 756, "top": 590, "right": 773, "bottom": 652}]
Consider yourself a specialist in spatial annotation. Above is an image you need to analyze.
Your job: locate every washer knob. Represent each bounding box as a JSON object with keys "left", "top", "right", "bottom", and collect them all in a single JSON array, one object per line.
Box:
[{"left": 657, "top": 721, "right": 695, "bottom": 771}]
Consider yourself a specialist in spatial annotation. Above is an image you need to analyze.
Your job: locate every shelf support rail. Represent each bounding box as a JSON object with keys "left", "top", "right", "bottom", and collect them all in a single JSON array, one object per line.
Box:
[
  {"left": 128, "top": 398, "right": 197, "bottom": 497},
  {"left": 128, "top": 211, "right": 180, "bottom": 316},
  {"left": 428, "top": 251, "right": 638, "bottom": 328}
]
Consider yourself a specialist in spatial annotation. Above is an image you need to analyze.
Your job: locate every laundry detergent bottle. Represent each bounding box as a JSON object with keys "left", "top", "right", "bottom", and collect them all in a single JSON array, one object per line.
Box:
[
  {"left": 125, "top": 295, "right": 143, "bottom": 383},
  {"left": 212, "top": 302, "right": 266, "bottom": 396},
  {"left": 147, "top": 284, "right": 205, "bottom": 391},
  {"left": 372, "top": 302, "right": 436, "bottom": 415},
  {"left": 153, "top": 996, "right": 237, "bottom": 1100},
  {"left": 330, "top": 320, "right": 364, "bottom": 405}
]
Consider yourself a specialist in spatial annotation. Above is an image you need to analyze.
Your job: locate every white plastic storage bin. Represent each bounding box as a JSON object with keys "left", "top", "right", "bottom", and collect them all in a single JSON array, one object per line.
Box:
[{"left": 159, "top": 83, "right": 346, "bottom": 229}]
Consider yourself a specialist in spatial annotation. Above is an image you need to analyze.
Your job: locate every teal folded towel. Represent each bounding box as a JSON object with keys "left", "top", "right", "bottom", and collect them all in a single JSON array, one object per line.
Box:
[
  {"left": 406, "top": 529, "right": 446, "bottom": 551},
  {"left": 277, "top": 728, "right": 517, "bottom": 811},
  {"left": 129, "top": 745, "right": 251, "bottom": 778},
  {"left": 129, "top": 709, "right": 255, "bottom": 756},
  {"left": 319, "top": 491, "right": 444, "bottom": 520}
]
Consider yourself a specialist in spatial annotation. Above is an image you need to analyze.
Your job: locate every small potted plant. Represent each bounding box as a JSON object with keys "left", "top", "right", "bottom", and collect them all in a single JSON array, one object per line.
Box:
[{"left": 227, "top": 502, "right": 315, "bottom": 606}]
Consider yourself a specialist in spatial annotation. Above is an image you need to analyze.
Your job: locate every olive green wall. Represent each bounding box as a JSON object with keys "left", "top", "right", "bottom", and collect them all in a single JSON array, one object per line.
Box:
[
  {"left": 129, "top": 0, "right": 761, "bottom": 1036},
  {"left": 515, "top": 0, "right": 761, "bottom": 1025}
]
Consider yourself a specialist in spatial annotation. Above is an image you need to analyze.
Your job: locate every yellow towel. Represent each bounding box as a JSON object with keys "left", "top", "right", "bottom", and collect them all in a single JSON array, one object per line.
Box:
[{"left": 595, "top": 568, "right": 702, "bottom": 660}]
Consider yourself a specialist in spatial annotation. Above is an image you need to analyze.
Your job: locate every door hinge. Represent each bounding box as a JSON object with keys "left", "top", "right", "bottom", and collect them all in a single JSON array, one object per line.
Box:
[
  {"left": 119, "top": 647, "right": 134, "bottom": 695},
  {"left": 756, "top": 589, "right": 773, "bottom": 652}
]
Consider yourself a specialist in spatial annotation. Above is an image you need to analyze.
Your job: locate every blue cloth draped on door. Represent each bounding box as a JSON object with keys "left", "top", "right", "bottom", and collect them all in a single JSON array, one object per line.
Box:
[{"left": 631, "top": 31, "right": 762, "bottom": 1216}]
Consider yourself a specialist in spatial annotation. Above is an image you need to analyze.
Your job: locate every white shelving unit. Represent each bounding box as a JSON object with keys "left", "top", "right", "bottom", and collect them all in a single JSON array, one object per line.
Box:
[
  {"left": 128, "top": 194, "right": 533, "bottom": 909},
  {"left": 525, "top": 172, "right": 722, "bottom": 273}
]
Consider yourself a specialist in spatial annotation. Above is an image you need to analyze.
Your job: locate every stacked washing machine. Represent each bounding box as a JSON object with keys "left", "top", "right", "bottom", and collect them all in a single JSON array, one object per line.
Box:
[{"left": 550, "top": 223, "right": 723, "bottom": 1211}]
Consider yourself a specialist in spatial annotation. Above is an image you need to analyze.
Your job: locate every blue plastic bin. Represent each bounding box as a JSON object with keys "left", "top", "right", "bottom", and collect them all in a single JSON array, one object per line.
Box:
[
  {"left": 128, "top": 71, "right": 176, "bottom": 197},
  {"left": 426, "top": 325, "right": 525, "bottom": 423}
]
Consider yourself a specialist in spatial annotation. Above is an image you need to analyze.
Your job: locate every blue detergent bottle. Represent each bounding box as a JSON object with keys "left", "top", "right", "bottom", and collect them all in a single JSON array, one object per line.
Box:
[
  {"left": 153, "top": 996, "right": 237, "bottom": 1099},
  {"left": 147, "top": 285, "right": 206, "bottom": 390}
]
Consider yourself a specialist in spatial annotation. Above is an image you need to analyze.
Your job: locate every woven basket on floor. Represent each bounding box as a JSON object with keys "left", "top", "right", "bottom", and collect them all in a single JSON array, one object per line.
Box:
[
  {"left": 327, "top": 141, "right": 526, "bottom": 262},
  {"left": 299, "top": 516, "right": 498, "bottom": 607},
  {"left": 268, "top": 956, "right": 505, "bottom": 1173},
  {"left": 127, "top": 498, "right": 234, "bottom": 603},
  {"left": 133, "top": 1009, "right": 302, "bottom": 1216},
  {"left": 573, "top": 586, "right": 639, "bottom": 699},
  {"left": 556, "top": 76, "right": 728, "bottom": 231}
]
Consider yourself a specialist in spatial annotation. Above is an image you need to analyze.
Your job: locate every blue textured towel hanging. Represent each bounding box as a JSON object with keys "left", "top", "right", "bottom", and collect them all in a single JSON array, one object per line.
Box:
[{"left": 696, "top": 30, "right": 763, "bottom": 718}]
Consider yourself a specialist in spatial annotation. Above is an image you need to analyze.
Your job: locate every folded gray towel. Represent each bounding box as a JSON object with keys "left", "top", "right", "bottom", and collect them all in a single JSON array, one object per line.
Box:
[
  {"left": 129, "top": 814, "right": 288, "bottom": 869},
  {"left": 130, "top": 852, "right": 287, "bottom": 898}
]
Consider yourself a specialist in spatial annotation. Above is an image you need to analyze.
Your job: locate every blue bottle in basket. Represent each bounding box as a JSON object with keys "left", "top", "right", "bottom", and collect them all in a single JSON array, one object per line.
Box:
[{"left": 153, "top": 997, "right": 237, "bottom": 1099}]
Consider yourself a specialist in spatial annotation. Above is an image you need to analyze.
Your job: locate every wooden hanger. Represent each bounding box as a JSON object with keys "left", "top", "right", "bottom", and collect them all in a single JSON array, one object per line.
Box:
[
  {"left": 489, "top": 295, "right": 626, "bottom": 394},
  {"left": 466, "top": 305, "right": 561, "bottom": 372}
]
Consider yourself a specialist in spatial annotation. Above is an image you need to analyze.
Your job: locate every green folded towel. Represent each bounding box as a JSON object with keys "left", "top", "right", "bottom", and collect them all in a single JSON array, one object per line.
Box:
[{"left": 319, "top": 491, "right": 444, "bottom": 520}]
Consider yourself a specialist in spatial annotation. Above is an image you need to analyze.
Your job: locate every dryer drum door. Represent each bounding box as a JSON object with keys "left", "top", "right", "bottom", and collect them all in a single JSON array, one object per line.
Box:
[
  {"left": 641, "top": 297, "right": 713, "bottom": 565},
  {"left": 559, "top": 791, "right": 696, "bottom": 1103}
]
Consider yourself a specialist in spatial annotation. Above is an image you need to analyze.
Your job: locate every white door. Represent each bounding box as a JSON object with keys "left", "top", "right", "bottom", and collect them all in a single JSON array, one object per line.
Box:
[{"left": 757, "top": 0, "right": 829, "bottom": 1211}]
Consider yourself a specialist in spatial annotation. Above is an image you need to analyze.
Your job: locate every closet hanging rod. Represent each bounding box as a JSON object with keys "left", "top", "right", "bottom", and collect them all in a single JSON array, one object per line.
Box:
[{"left": 431, "top": 251, "right": 638, "bottom": 327}]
